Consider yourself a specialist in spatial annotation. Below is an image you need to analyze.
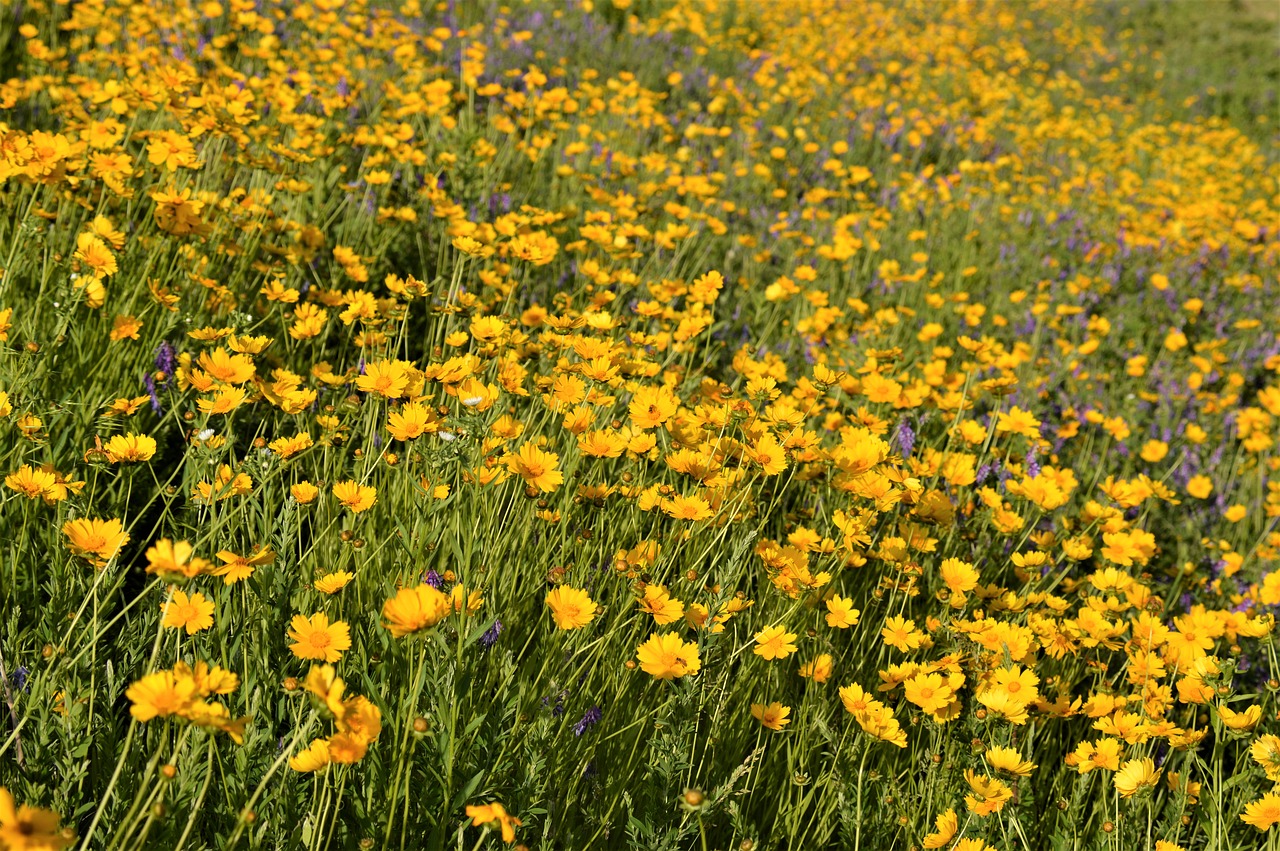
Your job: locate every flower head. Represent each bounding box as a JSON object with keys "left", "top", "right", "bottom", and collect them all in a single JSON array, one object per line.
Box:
[
  {"left": 750, "top": 701, "right": 791, "bottom": 730},
  {"left": 63, "top": 518, "right": 129, "bottom": 568},
  {"left": 288, "top": 613, "right": 352, "bottom": 663},
  {"left": 382, "top": 585, "right": 450, "bottom": 638},
  {"left": 332, "top": 480, "right": 376, "bottom": 513},
  {"left": 635, "top": 632, "right": 701, "bottom": 679},
  {"left": 1114, "top": 758, "right": 1161, "bottom": 798},
  {"left": 466, "top": 801, "right": 522, "bottom": 844},
  {"left": 1241, "top": 791, "right": 1280, "bottom": 831},
  {"left": 0, "top": 788, "right": 74, "bottom": 851},
  {"left": 161, "top": 589, "right": 215, "bottom": 635},
  {"left": 753, "top": 625, "right": 798, "bottom": 661},
  {"left": 546, "top": 586, "right": 597, "bottom": 630},
  {"left": 103, "top": 433, "right": 156, "bottom": 463}
]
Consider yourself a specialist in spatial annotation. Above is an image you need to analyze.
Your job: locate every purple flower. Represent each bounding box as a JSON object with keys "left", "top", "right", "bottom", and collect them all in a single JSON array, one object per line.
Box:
[
  {"left": 1025, "top": 446, "right": 1040, "bottom": 478},
  {"left": 894, "top": 419, "right": 915, "bottom": 460},
  {"left": 144, "top": 373, "right": 161, "bottom": 414},
  {"left": 573, "top": 705, "right": 603, "bottom": 736},
  {"left": 480, "top": 619, "right": 503, "bottom": 649},
  {"left": 424, "top": 570, "right": 443, "bottom": 589},
  {"left": 154, "top": 341, "right": 175, "bottom": 377},
  {"left": 542, "top": 688, "right": 569, "bottom": 717}
]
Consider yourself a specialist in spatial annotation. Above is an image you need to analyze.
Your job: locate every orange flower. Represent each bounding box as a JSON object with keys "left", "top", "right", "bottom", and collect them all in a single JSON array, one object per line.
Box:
[
  {"left": 381, "top": 585, "right": 450, "bottom": 638},
  {"left": 63, "top": 518, "right": 129, "bottom": 568},
  {"left": 332, "top": 480, "right": 377, "bottom": 513}
]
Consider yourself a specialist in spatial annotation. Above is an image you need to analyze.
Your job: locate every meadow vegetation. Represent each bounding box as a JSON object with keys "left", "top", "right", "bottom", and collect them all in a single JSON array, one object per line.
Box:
[{"left": 0, "top": 0, "right": 1277, "bottom": 849}]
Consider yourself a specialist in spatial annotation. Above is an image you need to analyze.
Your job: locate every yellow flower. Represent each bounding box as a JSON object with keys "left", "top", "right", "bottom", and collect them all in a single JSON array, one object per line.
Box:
[
  {"left": 74, "top": 231, "right": 117, "bottom": 278},
  {"left": 628, "top": 385, "right": 679, "bottom": 430},
  {"left": 1250, "top": 734, "right": 1280, "bottom": 781},
  {"left": 990, "top": 665, "right": 1039, "bottom": 706},
  {"left": 824, "top": 594, "right": 860, "bottom": 628},
  {"left": 1241, "top": 791, "right": 1280, "bottom": 831},
  {"left": 304, "top": 665, "right": 347, "bottom": 719},
  {"left": 963, "top": 769, "right": 1012, "bottom": 815},
  {"left": 126, "top": 670, "right": 196, "bottom": 722},
  {"left": 1114, "top": 757, "right": 1161, "bottom": 798},
  {"left": 292, "top": 482, "right": 320, "bottom": 504},
  {"left": 387, "top": 402, "right": 439, "bottom": 441},
  {"left": 1218, "top": 703, "right": 1261, "bottom": 732},
  {"left": 799, "top": 653, "right": 833, "bottom": 683},
  {"left": 327, "top": 731, "right": 370, "bottom": 764},
  {"left": 109, "top": 315, "right": 142, "bottom": 341},
  {"left": 953, "top": 841, "right": 997, "bottom": 851},
  {"left": 921, "top": 808, "right": 957, "bottom": 849},
  {"left": 289, "top": 738, "right": 331, "bottom": 773},
  {"left": 1186, "top": 475, "right": 1213, "bottom": 499},
  {"left": 465, "top": 801, "right": 522, "bottom": 844},
  {"left": 315, "top": 571, "right": 355, "bottom": 594},
  {"left": 976, "top": 688, "right": 1029, "bottom": 725},
  {"left": 0, "top": 787, "right": 74, "bottom": 851},
  {"left": 192, "top": 465, "right": 253, "bottom": 502},
  {"left": 212, "top": 547, "right": 276, "bottom": 585},
  {"left": 450, "top": 585, "right": 485, "bottom": 616},
  {"left": 338, "top": 695, "right": 382, "bottom": 743},
  {"left": 635, "top": 632, "right": 701, "bottom": 679},
  {"left": 853, "top": 702, "right": 908, "bottom": 748},
  {"left": 996, "top": 406, "right": 1041, "bottom": 439},
  {"left": 288, "top": 613, "right": 352, "bottom": 663},
  {"left": 381, "top": 585, "right": 451, "bottom": 638},
  {"left": 880, "top": 615, "right": 923, "bottom": 652},
  {"left": 145, "top": 539, "right": 211, "bottom": 579},
  {"left": 267, "top": 433, "right": 312, "bottom": 459},
  {"left": 161, "top": 589, "right": 215, "bottom": 635},
  {"left": 750, "top": 702, "right": 791, "bottom": 730},
  {"left": 903, "top": 673, "right": 954, "bottom": 714},
  {"left": 939, "top": 557, "right": 979, "bottom": 594},
  {"left": 196, "top": 349, "right": 255, "bottom": 384},
  {"left": 5, "top": 465, "right": 60, "bottom": 502},
  {"left": 753, "top": 625, "right": 798, "bottom": 661},
  {"left": 103, "top": 432, "right": 156, "bottom": 462},
  {"left": 332, "top": 480, "right": 377, "bottom": 513},
  {"left": 839, "top": 683, "right": 874, "bottom": 714},
  {"left": 662, "top": 493, "right": 713, "bottom": 521},
  {"left": 545, "top": 586, "right": 597, "bottom": 630},
  {"left": 355, "top": 360, "right": 411, "bottom": 398},
  {"left": 502, "top": 443, "right": 563, "bottom": 493},
  {"left": 62, "top": 518, "right": 129, "bottom": 568},
  {"left": 1070, "top": 738, "right": 1123, "bottom": 773},
  {"left": 638, "top": 584, "right": 684, "bottom": 625},
  {"left": 985, "top": 745, "right": 1037, "bottom": 777}
]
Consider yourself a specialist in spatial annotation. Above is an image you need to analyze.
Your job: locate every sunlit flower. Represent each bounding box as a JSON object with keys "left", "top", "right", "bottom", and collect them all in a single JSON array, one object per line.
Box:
[
  {"left": 753, "top": 625, "right": 798, "bottom": 660},
  {"left": 382, "top": 585, "right": 451, "bottom": 638},
  {"left": 288, "top": 613, "right": 352, "bottom": 663},
  {"left": 636, "top": 633, "right": 701, "bottom": 679},
  {"left": 332, "top": 480, "right": 377, "bottom": 513},
  {"left": 162, "top": 589, "right": 215, "bottom": 635},
  {"left": 546, "top": 586, "right": 597, "bottom": 630},
  {"left": 63, "top": 518, "right": 129, "bottom": 567},
  {"left": 750, "top": 701, "right": 791, "bottom": 730}
]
